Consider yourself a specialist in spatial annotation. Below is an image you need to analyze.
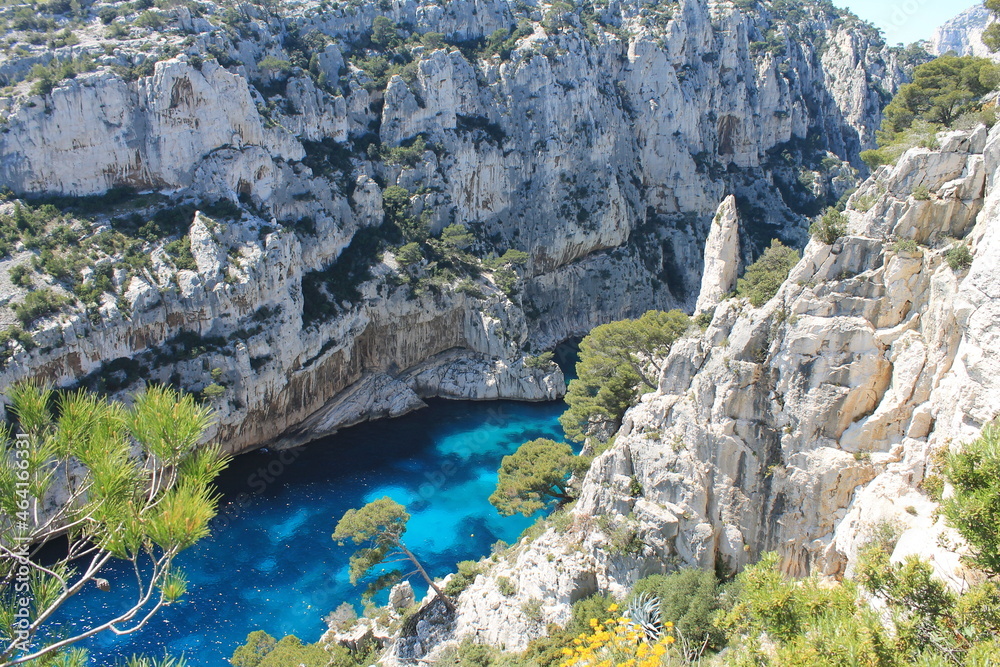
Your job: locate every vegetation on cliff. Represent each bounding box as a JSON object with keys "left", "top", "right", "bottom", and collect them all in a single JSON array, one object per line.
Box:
[
  {"left": 734, "top": 239, "right": 800, "bottom": 307},
  {"left": 332, "top": 496, "right": 454, "bottom": 610},
  {"left": 561, "top": 311, "right": 689, "bottom": 443},
  {"left": 942, "top": 421, "right": 1000, "bottom": 577},
  {"left": 489, "top": 438, "right": 580, "bottom": 517},
  {"left": 862, "top": 54, "right": 999, "bottom": 169}
]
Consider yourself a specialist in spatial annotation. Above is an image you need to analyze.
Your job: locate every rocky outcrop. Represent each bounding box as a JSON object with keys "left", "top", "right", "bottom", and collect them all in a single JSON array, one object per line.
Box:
[
  {"left": 694, "top": 195, "right": 741, "bottom": 315},
  {"left": 930, "top": 6, "right": 999, "bottom": 61},
  {"left": 435, "top": 124, "right": 999, "bottom": 652}
]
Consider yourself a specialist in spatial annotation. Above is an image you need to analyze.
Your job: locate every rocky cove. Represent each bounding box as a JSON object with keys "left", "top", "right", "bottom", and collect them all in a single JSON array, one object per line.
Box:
[
  {"left": 2, "top": 0, "right": 999, "bottom": 664},
  {"left": 0, "top": 0, "right": 901, "bottom": 454},
  {"left": 59, "top": 398, "right": 568, "bottom": 663}
]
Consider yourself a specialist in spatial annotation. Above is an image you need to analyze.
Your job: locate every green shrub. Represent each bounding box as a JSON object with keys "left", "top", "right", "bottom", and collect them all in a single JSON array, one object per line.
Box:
[
  {"left": 853, "top": 193, "right": 877, "bottom": 212},
  {"left": 134, "top": 9, "right": 165, "bottom": 29},
  {"left": 484, "top": 249, "right": 529, "bottom": 270},
  {"left": 421, "top": 32, "right": 445, "bottom": 49},
  {"left": 13, "top": 288, "right": 69, "bottom": 326},
  {"left": 73, "top": 263, "right": 115, "bottom": 305},
  {"left": 382, "top": 186, "right": 427, "bottom": 243},
  {"left": 920, "top": 473, "right": 944, "bottom": 501},
  {"left": 521, "top": 598, "right": 544, "bottom": 623},
  {"left": 165, "top": 236, "right": 197, "bottom": 271},
  {"left": 8, "top": 263, "right": 32, "bottom": 288},
  {"left": 735, "top": 240, "right": 800, "bottom": 308},
  {"left": 454, "top": 279, "right": 486, "bottom": 299},
  {"left": 567, "top": 593, "right": 619, "bottom": 635},
  {"left": 27, "top": 55, "right": 98, "bottom": 96},
  {"left": 443, "top": 560, "right": 482, "bottom": 597},
  {"left": 856, "top": 545, "right": 955, "bottom": 650},
  {"left": 497, "top": 576, "right": 516, "bottom": 596},
  {"left": 718, "top": 552, "right": 857, "bottom": 645},
  {"left": 0, "top": 326, "right": 35, "bottom": 367},
  {"left": 630, "top": 569, "right": 725, "bottom": 653},
  {"left": 370, "top": 16, "right": 400, "bottom": 49},
  {"left": 97, "top": 6, "right": 118, "bottom": 23},
  {"left": 859, "top": 147, "right": 892, "bottom": 170},
  {"left": 912, "top": 185, "right": 931, "bottom": 200},
  {"left": 201, "top": 383, "right": 226, "bottom": 400},
  {"left": 383, "top": 136, "right": 427, "bottom": 167},
  {"left": 598, "top": 515, "right": 643, "bottom": 556},
  {"left": 395, "top": 242, "right": 423, "bottom": 266},
  {"left": 809, "top": 207, "right": 848, "bottom": 245},
  {"left": 946, "top": 243, "right": 973, "bottom": 271},
  {"left": 492, "top": 267, "right": 518, "bottom": 297},
  {"left": 943, "top": 421, "right": 1000, "bottom": 575},
  {"left": 439, "top": 223, "right": 474, "bottom": 250},
  {"left": 258, "top": 56, "right": 292, "bottom": 74},
  {"left": 524, "top": 352, "right": 555, "bottom": 369},
  {"left": 257, "top": 635, "right": 330, "bottom": 667},
  {"left": 880, "top": 55, "right": 999, "bottom": 138},
  {"left": 489, "top": 438, "right": 577, "bottom": 517},
  {"left": 955, "top": 580, "right": 1000, "bottom": 644},
  {"left": 889, "top": 238, "right": 919, "bottom": 253},
  {"left": 231, "top": 630, "right": 276, "bottom": 667}
]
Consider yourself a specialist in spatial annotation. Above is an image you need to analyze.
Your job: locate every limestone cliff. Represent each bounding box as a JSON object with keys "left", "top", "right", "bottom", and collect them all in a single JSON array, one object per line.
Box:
[
  {"left": 930, "top": 6, "right": 999, "bottom": 61},
  {"left": 425, "top": 124, "right": 1000, "bottom": 653},
  {"left": 0, "top": 0, "right": 900, "bottom": 453}
]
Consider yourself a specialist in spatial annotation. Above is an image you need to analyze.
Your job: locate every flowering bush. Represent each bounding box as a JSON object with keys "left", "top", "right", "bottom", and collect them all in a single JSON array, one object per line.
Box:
[{"left": 559, "top": 605, "right": 684, "bottom": 667}]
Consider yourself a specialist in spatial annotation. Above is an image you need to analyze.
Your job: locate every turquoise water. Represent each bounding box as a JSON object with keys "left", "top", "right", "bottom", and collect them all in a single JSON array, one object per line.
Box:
[{"left": 53, "top": 399, "right": 566, "bottom": 664}]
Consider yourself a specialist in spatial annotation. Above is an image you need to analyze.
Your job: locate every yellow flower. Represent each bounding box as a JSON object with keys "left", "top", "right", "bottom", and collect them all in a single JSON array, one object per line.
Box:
[
  {"left": 665, "top": 636, "right": 675, "bottom": 645},
  {"left": 652, "top": 644, "right": 666, "bottom": 656},
  {"left": 590, "top": 618, "right": 599, "bottom": 627},
  {"left": 665, "top": 621, "right": 674, "bottom": 628},
  {"left": 608, "top": 603, "right": 619, "bottom": 612}
]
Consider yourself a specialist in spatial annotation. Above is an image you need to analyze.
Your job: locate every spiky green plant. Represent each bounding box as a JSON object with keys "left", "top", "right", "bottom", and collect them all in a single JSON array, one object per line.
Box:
[{"left": 626, "top": 592, "right": 662, "bottom": 641}]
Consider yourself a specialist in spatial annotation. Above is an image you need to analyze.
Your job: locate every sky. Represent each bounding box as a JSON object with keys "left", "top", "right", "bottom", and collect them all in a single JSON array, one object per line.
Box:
[{"left": 835, "top": 0, "right": 982, "bottom": 46}]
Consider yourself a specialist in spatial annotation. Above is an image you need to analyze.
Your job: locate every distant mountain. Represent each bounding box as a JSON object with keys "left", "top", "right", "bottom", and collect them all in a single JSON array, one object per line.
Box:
[{"left": 929, "top": 5, "right": 1000, "bottom": 60}]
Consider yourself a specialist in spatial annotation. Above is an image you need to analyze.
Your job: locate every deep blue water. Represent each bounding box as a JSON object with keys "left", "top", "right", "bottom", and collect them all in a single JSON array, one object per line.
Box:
[{"left": 54, "top": 399, "right": 566, "bottom": 665}]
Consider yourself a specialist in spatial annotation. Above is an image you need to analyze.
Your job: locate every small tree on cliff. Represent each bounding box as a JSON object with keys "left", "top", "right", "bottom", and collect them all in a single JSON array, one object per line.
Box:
[
  {"left": 489, "top": 438, "right": 578, "bottom": 517},
  {"left": 878, "top": 55, "right": 999, "bottom": 136},
  {"left": 561, "top": 310, "right": 689, "bottom": 442},
  {"left": 0, "top": 382, "right": 226, "bottom": 666},
  {"left": 735, "top": 240, "right": 800, "bottom": 307},
  {"left": 333, "top": 497, "right": 454, "bottom": 611}
]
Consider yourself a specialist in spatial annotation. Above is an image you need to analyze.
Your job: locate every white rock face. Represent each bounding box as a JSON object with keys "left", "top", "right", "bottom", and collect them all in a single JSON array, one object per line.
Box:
[
  {"left": 0, "top": 59, "right": 292, "bottom": 197},
  {"left": 442, "top": 125, "right": 1000, "bottom": 650},
  {"left": 694, "top": 195, "right": 740, "bottom": 315},
  {"left": 930, "top": 6, "right": 1000, "bottom": 61}
]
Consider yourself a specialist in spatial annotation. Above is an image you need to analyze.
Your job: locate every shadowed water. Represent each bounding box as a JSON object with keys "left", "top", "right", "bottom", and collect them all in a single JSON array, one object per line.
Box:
[{"left": 54, "top": 399, "right": 566, "bottom": 664}]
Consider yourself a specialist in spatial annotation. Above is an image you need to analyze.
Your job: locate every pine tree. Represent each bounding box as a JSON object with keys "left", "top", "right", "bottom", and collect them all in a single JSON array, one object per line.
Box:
[{"left": 0, "top": 382, "right": 226, "bottom": 666}]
